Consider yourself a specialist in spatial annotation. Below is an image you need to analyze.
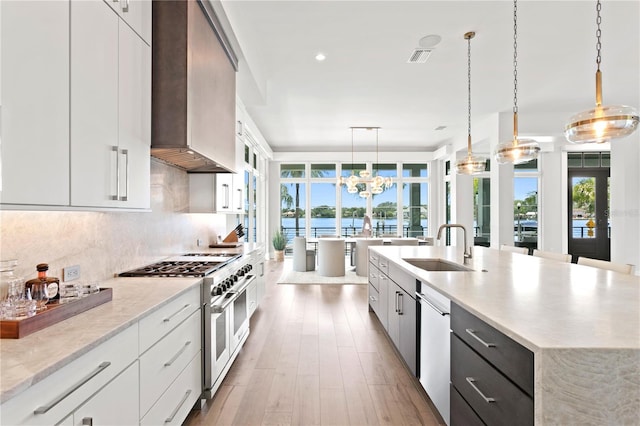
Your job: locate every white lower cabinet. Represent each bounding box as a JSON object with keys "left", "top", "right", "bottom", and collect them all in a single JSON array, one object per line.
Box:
[
  {"left": 0, "top": 285, "right": 203, "bottom": 426},
  {"left": 140, "top": 353, "right": 201, "bottom": 426},
  {"left": 139, "top": 308, "right": 201, "bottom": 417},
  {"left": 0, "top": 324, "right": 138, "bottom": 426},
  {"left": 72, "top": 361, "right": 139, "bottom": 426}
]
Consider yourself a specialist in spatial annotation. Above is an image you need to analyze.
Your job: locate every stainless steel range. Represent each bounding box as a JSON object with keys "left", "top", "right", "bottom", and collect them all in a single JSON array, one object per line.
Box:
[{"left": 118, "top": 252, "right": 254, "bottom": 400}]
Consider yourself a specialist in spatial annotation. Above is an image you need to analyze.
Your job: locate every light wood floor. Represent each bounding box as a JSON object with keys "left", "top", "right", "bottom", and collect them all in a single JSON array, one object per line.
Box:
[{"left": 184, "top": 259, "right": 443, "bottom": 426}]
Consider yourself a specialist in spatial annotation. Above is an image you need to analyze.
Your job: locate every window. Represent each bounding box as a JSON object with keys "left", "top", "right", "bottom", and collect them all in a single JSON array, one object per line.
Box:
[
  {"left": 473, "top": 177, "right": 490, "bottom": 246},
  {"left": 311, "top": 183, "right": 336, "bottom": 237},
  {"left": 514, "top": 159, "right": 539, "bottom": 248}
]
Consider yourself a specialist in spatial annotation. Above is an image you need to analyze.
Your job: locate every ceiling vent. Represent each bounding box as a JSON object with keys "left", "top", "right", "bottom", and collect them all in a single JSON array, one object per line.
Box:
[{"left": 407, "top": 48, "right": 433, "bottom": 63}]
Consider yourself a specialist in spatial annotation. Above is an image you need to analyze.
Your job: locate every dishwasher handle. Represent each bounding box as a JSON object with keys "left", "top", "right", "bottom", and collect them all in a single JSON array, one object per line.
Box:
[{"left": 416, "top": 292, "right": 450, "bottom": 316}]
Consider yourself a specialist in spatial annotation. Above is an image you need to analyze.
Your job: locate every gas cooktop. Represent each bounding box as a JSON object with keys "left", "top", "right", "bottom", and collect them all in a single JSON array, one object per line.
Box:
[{"left": 118, "top": 254, "right": 241, "bottom": 278}]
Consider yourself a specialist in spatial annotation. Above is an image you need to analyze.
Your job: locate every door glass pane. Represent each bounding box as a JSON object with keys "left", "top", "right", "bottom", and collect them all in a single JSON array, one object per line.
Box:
[
  {"left": 251, "top": 174, "right": 257, "bottom": 242},
  {"left": 445, "top": 181, "right": 451, "bottom": 244},
  {"left": 341, "top": 163, "right": 366, "bottom": 178},
  {"left": 568, "top": 153, "right": 582, "bottom": 167},
  {"left": 473, "top": 178, "right": 490, "bottom": 246},
  {"left": 601, "top": 152, "right": 611, "bottom": 167},
  {"left": 311, "top": 183, "right": 336, "bottom": 237},
  {"left": 281, "top": 182, "right": 306, "bottom": 239},
  {"left": 402, "top": 183, "right": 427, "bottom": 237},
  {"left": 514, "top": 177, "right": 538, "bottom": 247},
  {"left": 514, "top": 158, "right": 538, "bottom": 170},
  {"left": 584, "top": 153, "right": 600, "bottom": 167},
  {"left": 373, "top": 184, "right": 398, "bottom": 236},
  {"left": 571, "top": 177, "right": 596, "bottom": 239},
  {"left": 372, "top": 163, "right": 397, "bottom": 177}
]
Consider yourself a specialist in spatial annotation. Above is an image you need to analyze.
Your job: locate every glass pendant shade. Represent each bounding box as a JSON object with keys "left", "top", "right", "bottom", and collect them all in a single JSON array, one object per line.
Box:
[
  {"left": 494, "top": 137, "right": 540, "bottom": 165},
  {"left": 565, "top": 104, "right": 639, "bottom": 144},
  {"left": 455, "top": 154, "right": 487, "bottom": 175}
]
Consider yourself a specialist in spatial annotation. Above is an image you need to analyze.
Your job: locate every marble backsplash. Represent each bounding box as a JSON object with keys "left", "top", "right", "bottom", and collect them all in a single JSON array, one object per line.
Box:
[{"left": 0, "top": 160, "right": 231, "bottom": 283}]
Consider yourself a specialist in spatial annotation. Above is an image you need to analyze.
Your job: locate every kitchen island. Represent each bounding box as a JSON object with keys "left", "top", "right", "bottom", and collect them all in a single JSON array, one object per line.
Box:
[{"left": 369, "top": 245, "right": 639, "bottom": 425}]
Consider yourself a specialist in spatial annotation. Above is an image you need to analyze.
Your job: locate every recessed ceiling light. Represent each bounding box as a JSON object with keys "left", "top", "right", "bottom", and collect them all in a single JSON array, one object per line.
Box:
[
  {"left": 419, "top": 34, "right": 442, "bottom": 48},
  {"left": 315, "top": 53, "right": 326, "bottom": 61}
]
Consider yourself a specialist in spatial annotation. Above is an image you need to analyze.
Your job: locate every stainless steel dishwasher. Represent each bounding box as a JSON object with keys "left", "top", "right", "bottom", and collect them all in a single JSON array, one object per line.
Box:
[{"left": 416, "top": 283, "right": 451, "bottom": 425}]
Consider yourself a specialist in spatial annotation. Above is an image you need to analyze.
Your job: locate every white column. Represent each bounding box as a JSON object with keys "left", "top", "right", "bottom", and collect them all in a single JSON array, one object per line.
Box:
[
  {"left": 489, "top": 113, "right": 515, "bottom": 248},
  {"left": 539, "top": 149, "right": 563, "bottom": 252},
  {"left": 610, "top": 133, "right": 640, "bottom": 273}
]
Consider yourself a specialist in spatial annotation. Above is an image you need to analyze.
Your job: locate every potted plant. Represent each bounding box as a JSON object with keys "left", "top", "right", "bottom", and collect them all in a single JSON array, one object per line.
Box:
[{"left": 272, "top": 229, "right": 286, "bottom": 262}]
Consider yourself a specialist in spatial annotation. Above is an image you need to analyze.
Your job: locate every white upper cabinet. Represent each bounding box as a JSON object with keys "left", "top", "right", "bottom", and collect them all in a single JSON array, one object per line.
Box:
[
  {"left": 70, "top": 0, "right": 150, "bottom": 209},
  {"left": 0, "top": 0, "right": 150, "bottom": 210},
  {"left": 103, "top": 0, "right": 151, "bottom": 45},
  {"left": 0, "top": 1, "right": 70, "bottom": 206}
]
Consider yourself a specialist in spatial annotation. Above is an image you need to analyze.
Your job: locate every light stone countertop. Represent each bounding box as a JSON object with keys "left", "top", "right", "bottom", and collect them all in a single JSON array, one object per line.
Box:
[
  {"left": 0, "top": 276, "right": 201, "bottom": 404},
  {"left": 371, "top": 245, "right": 640, "bottom": 351},
  {"left": 0, "top": 246, "right": 263, "bottom": 405},
  {"left": 371, "top": 245, "right": 640, "bottom": 425}
]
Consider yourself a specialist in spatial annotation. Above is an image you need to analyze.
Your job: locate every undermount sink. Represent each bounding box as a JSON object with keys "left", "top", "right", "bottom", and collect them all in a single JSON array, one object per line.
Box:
[{"left": 402, "top": 258, "right": 474, "bottom": 272}]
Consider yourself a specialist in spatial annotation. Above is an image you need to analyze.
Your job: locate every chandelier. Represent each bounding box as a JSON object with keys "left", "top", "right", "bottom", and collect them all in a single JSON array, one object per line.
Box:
[
  {"left": 564, "top": 0, "right": 638, "bottom": 143},
  {"left": 338, "top": 127, "right": 393, "bottom": 198},
  {"left": 493, "top": 0, "right": 540, "bottom": 165},
  {"left": 455, "top": 31, "right": 487, "bottom": 175}
]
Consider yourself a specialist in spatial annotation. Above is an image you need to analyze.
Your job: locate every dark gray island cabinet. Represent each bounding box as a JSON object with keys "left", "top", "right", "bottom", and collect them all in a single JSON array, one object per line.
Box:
[{"left": 450, "top": 303, "right": 533, "bottom": 426}]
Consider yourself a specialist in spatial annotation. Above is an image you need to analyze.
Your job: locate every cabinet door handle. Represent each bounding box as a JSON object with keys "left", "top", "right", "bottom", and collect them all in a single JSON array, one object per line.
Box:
[
  {"left": 82, "top": 417, "right": 93, "bottom": 426},
  {"left": 465, "top": 377, "right": 495, "bottom": 403},
  {"left": 416, "top": 292, "right": 449, "bottom": 316},
  {"left": 165, "top": 389, "right": 192, "bottom": 423},
  {"left": 222, "top": 183, "right": 230, "bottom": 209},
  {"left": 164, "top": 341, "right": 192, "bottom": 367},
  {"left": 163, "top": 304, "right": 191, "bottom": 323},
  {"left": 236, "top": 188, "right": 242, "bottom": 210},
  {"left": 398, "top": 292, "right": 403, "bottom": 315},
  {"left": 111, "top": 146, "right": 119, "bottom": 200},
  {"left": 237, "top": 120, "right": 243, "bottom": 136},
  {"left": 119, "top": 148, "right": 129, "bottom": 201},
  {"left": 122, "top": 0, "right": 129, "bottom": 13},
  {"left": 34, "top": 362, "right": 111, "bottom": 414},
  {"left": 465, "top": 328, "right": 496, "bottom": 348}
]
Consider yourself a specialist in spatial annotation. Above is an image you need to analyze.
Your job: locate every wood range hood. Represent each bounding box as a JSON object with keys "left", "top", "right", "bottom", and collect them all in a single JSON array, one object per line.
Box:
[{"left": 151, "top": 0, "right": 238, "bottom": 174}]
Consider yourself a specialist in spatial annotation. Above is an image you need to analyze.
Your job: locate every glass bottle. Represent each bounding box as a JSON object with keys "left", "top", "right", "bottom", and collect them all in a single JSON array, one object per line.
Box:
[{"left": 25, "top": 263, "right": 59, "bottom": 308}]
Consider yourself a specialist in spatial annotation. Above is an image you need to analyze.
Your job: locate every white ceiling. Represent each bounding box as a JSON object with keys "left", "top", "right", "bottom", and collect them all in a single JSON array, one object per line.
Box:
[{"left": 218, "top": 0, "right": 639, "bottom": 153}]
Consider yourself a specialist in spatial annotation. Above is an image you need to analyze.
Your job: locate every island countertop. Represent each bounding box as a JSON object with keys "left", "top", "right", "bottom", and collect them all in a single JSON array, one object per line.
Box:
[
  {"left": 370, "top": 245, "right": 640, "bottom": 425},
  {"left": 370, "top": 245, "right": 639, "bottom": 351}
]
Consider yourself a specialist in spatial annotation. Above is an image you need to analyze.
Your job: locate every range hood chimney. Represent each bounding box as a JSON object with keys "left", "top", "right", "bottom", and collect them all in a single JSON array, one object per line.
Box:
[{"left": 151, "top": 0, "right": 238, "bottom": 173}]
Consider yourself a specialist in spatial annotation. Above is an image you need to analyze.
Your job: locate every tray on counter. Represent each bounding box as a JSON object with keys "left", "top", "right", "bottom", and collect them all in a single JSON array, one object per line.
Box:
[
  {"left": 209, "top": 242, "right": 244, "bottom": 248},
  {"left": 0, "top": 288, "right": 113, "bottom": 339}
]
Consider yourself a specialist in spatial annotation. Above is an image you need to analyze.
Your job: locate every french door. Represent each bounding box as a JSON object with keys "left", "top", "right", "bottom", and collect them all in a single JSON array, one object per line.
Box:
[{"left": 568, "top": 169, "right": 610, "bottom": 261}]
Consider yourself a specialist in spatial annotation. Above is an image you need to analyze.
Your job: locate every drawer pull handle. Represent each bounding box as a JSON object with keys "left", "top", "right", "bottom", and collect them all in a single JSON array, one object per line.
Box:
[
  {"left": 465, "top": 328, "right": 496, "bottom": 348},
  {"left": 163, "top": 304, "right": 191, "bottom": 322},
  {"left": 82, "top": 417, "right": 93, "bottom": 426},
  {"left": 416, "top": 292, "right": 449, "bottom": 316},
  {"left": 165, "top": 389, "right": 192, "bottom": 423},
  {"left": 466, "top": 377, "right": 495, "bottom": 403},
  {"left": 34, "top": 362, "right": 111, "bottom": 414},
  {"left": 164, "top": 341, "right": 192, "bottom": 367}
]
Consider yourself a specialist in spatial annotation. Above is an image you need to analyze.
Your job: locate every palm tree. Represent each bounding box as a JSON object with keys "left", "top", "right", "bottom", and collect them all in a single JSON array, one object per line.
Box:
[{"left": 280, "top": 167, "right": 328, "bottom": 236}]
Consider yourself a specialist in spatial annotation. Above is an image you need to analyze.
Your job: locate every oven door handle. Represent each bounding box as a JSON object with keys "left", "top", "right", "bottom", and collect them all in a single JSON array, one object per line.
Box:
[{"left": 210, "top": 275, "right": 256, "bottom": 312}]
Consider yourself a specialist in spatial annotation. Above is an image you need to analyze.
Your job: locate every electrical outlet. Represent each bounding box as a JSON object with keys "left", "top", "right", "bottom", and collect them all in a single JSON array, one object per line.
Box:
[{"left": 63, "top": 265, "right": 81, "bottom": 282}]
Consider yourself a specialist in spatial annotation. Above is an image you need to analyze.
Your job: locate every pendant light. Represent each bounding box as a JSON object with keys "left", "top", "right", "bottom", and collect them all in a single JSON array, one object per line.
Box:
[
  {"left": 494, "top": 0, "right": 540, "bottom": 165},
  {"left": 455, "top": 31, "right": 487, "bottom": 175},
  {"left": 564, "top": 0, "right": 639, "bottom": 143},
  {"left": 338, "top": 127, "right": 393, "bottom": 198}
]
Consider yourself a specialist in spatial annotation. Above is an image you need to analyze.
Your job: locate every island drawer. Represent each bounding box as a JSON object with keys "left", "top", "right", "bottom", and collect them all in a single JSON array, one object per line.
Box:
[
  {"left": 369, "top": 252, "right": 380, "bottom": 268},
  {"left": 368, "top": 283, "right": 379, "bottom": 315},
  {"left": 451, "top": 303, "right": 533, "bottom": 397},
  {"left": 378, "top": 256, "right": 389, "bottom": 276},
  {"left": 450, "top": 384, "right": 484, "bottom": 426},
  {"left": 451, "top": 334, "right": 533, "bottom": 426},
  {"left": 368, "top": 264, "right": 380, "bottom": 291}
]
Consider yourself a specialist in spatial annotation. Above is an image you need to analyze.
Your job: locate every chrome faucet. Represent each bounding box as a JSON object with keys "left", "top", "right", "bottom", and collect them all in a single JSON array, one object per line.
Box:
[{"left": 436, "top": 223, "right": 472, "bottom": 264}]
